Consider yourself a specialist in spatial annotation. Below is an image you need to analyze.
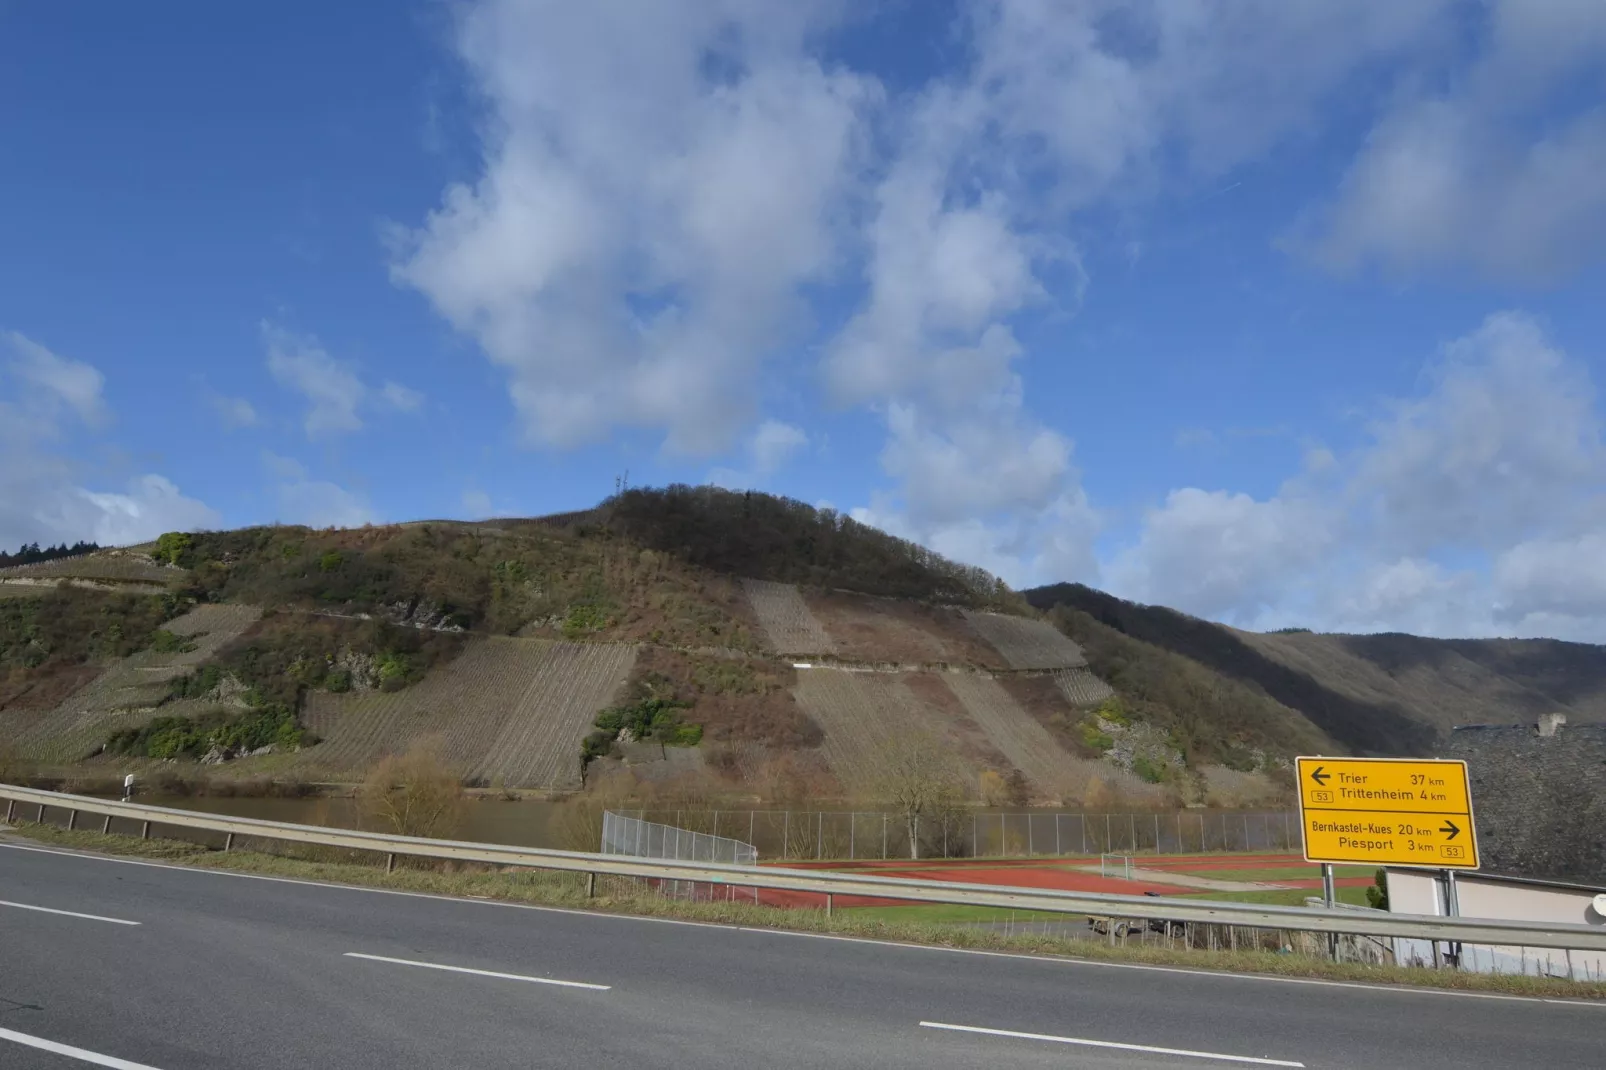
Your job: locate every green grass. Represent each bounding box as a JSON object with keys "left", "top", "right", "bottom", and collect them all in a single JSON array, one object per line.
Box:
[
  {"left": 1180, "top": 887, "right": 1371, "bottom": 907},
  {"left": 840, "top": 903, "right": 1071, "bottom": 925},
  {"left": 1180, "top": 866, "right": 1374, "bottom": 882},
  {"left": 5, "top": 820, "right": 1601, "bottom": 1001}
]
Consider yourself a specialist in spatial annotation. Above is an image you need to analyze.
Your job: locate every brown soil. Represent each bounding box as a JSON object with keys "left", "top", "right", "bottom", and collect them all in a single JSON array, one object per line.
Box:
[
  {"left": 901, "top": 672, "right": 1014, "bottom": 774},
  {"left": 804, "top": 591, "right": 1008, "bottom": 668},
  {"left": 996, "top": 674, "right": 1105, "bottom": 759},
  {"left": 631, "top": 646, "right": 822, "bottom": 748},
  {"left": 0, "top": 663, "right": 103, "bottom": 713}
]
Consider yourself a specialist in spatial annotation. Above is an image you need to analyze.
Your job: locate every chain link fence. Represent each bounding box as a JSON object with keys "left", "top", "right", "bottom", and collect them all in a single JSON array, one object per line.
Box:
[
  {"left": 616, "top": 808, "right": 1299, "bottom": 860},
  {"left": 600, "top": 810, "right": 760, "bottom": 901}
]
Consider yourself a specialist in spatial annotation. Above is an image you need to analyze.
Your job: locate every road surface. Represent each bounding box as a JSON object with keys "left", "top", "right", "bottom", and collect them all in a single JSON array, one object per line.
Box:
[{"left": 1, "top": 838, "right": 1600, "bottom": 1069}]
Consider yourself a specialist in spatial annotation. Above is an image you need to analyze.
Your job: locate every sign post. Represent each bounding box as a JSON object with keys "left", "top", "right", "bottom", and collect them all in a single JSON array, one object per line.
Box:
[{"left": 1296, "top": 757, "right": 1480, "bottom": 870}]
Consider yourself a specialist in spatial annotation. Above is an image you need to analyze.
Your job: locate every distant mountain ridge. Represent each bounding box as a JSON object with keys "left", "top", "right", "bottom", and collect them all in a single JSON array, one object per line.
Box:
[{"left": 1025, "top": 583, "right": 1606, "bottom": 758}]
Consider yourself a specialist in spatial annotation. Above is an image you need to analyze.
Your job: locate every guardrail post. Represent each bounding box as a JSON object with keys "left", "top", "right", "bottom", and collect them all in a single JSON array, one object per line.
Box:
[
  {"left": 224, "top": 833, "right": 234, "bottom": 852},
  {"left": 5, "top": 799, "right": 14, "bottom": 823},
  {"left": 386, "top": 852, "right": 396, "bottom": 874},
  {"left": 67, "top": 809, "right": 76, "bottom": 831},
  {"left": 102, "top": 814, "right": 112, "bottom": 834},
  {"left": 587, "top": 872, "right": 596, "bottom": 898},
  {"left": 826, "top": 893, "right": 833, "bottom": 918},
  {"left": 38, "top": 803, "right": 45, "bottom": 823},
  {"left": 141, "top": 820, "right": 151, "bottom": 840}
]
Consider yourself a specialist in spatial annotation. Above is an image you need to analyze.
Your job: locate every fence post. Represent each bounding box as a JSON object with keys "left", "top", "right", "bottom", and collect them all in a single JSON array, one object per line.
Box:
[
  {"left": 882, "top": 813, "right": 887, "bottom": 859},
  {"left": 816, "top": 811, "right": 823, "bottom": 860},
  {"left": 850, "top": 812, "right": 856, "bottom": 860},
  {"left": 1105, "top": 813, "right": 1111, "bottom": 851},
  {"left": 749, "top": 810, "right": 756, "bottom": 846},
  {"left": 1129, "top": 814, "right": 1136, "bottom": 852},
  {"left": 1080, "top": 814, "right": 1086, "bottom": 854},
  {"left": 1027, "top": 814, "right": 1033, "bottom": 856},
  {"left": 1153, "top": 814, "right": 1160, "bottom": 854},
  {"left": 1055, "top": 814, "right": 1062, "bottom": 856},
  {"left": 972, "top": 813, "right": 978, "bottom": 856},
  {"left": 783, "top": 811, "right": 790, "bottom": 858}
]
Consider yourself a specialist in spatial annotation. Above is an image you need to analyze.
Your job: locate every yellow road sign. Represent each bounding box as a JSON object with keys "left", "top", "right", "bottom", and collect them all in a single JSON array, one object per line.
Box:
[{"left": 1296, "top": 756, "right": 1479, "bottom": 869}]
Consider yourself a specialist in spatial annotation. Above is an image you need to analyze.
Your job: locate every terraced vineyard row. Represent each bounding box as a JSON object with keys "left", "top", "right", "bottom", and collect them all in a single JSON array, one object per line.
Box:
[
  {"left": 1054, "top": 667, "right": 1114, "bottom": 706},
  {"left": 8, "top": 603, "right": 263, "bottom": 763},
  {"left": 0, "top": 553, "right": 184, "bottom": 585},
  {"left": 961, "top": 610, "right": 1087, "bottom": 669},
  {"left": 941, "top": 673, "right": 1084, "bottom": 795},
  {"left": 741, "top": 579, "right": 837, "bottom": 655},
  {"left": 791, "top": 668, "right": 937, "bottom": 792},
  {"left": 301, "top": 638, "right": 637, "bottom": 790}
]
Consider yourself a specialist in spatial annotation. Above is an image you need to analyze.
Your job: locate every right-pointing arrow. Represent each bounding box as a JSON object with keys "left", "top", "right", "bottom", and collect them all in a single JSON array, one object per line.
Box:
[{"left": 1440, "top": 820, "right": 1460, "bottom": 841}]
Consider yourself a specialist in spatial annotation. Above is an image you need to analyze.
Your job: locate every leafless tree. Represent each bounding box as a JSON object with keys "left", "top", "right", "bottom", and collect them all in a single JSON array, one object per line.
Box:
[
  {"left": 360, "top": 737, "right": 465, "bottom": 840},
  {"left": 872, "top": 732, "right": 965, "bottom": 859}
]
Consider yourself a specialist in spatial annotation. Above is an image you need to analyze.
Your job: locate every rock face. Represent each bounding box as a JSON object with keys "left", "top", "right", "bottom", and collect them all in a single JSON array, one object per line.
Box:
[{"left": 1449, "top": 719, "right": 1606, "bottom": 884}]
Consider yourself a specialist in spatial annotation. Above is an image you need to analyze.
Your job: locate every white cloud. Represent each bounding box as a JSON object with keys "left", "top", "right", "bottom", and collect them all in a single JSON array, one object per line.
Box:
[
  {"left": 68, "top": 476, "right": 221, "bottom": 546},
  {"left": 704, "top": 419, "right": 810, "bottom": 490},
  {"left": 264, "top": 323, "right": 366, "bottom": 436},
  {"left": 1111, "top": 314, "right": 1606, "bottom": 638},
  {"left": 392, "top": 0, "right": 873, "bottom": 454},
  {"left": 750, "top": 420, "right": 808, "bottom": 476},
  {"left": 1353, "top": 313, "right": 1604, "bottom": 554},
  {"left": 1107, "top": 488, "right": 1334, "bottom": 623},
  {"left": 461, "top": 489, "right": 494, "bottom": 519},
  {"left": 1295, "top": 0, "right": 1606, "bottom": 279},
  {"left": 209, "top": 394, "right": 260, "bottom": 430},
  {"left": 259, "top": 453, "right": 375, "bottom": 529},
  {"left": 4, "top": 330, "right": 107, "bottom": 427},
  {"left": 276, "top": 480, "right": 376, "bottom": 529},
  {"left": 263, "top": 322, "right": 423, "bottom": 437},
  {"left": 1, "top": 332, "right": 218, "bottom": 549},
  {"left": 381, "top": 381, "right": 424, "bottom": 413}
]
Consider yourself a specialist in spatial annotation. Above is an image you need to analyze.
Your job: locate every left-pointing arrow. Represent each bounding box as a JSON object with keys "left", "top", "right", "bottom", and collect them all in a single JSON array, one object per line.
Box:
[
  {"left": 1309, "top": 765, "right": 1329, "bottom": 786},
  {"left": 1440, "top": 820, "right": 1460, "bottom": 840}
]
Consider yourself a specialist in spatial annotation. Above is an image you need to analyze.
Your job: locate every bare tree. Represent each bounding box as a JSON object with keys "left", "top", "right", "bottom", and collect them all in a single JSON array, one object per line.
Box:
[
  {"left": 360, "top": 737, "right": 465, "bottom": 840},
  {"left": 873, "top": 732, "right": 964, "bottom": 859}
]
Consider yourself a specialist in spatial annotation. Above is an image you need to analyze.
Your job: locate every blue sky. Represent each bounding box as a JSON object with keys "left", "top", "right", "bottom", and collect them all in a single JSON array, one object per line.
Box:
[{"left": 3, "top": 1, "right": 1605, "bottom": 640}]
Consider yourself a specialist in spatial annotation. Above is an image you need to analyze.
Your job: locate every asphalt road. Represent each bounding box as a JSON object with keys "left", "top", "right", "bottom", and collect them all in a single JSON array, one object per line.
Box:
[{"left": 1, "top": 839, "right": 1600, "bottom": 1069}]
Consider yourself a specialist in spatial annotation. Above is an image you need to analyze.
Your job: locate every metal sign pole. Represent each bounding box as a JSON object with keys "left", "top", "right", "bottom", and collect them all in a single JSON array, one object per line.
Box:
[
  {"left": 1322, "top": 863, "right": 1337, "bottom": 959},
  {"left": 1445, "top": 869, "right": 1461, "bottom": 969}
]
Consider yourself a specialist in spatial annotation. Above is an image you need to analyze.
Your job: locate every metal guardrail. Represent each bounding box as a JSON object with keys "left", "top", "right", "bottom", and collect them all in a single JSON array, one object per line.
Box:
[{"left": 4, "top": 784, "right": 1605, "bottom": 953}]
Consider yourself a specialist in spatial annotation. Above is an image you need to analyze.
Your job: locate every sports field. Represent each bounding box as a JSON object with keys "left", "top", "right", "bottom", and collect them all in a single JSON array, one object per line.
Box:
[{"left": 749, "top": 852, "right": 1377, "bottom": 912}]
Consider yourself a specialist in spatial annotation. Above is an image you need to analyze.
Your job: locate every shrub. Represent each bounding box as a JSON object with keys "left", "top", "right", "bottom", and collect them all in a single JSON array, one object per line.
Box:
[
  {"left": 1132, "top": 756, "right": 1167, "bottom": 784},
  {"left": 359, "top": 740, "right": 464, "bottom": 839},
  {"left": 1080, "top": 722, "right": 1114, "bottom": 752},
  {"left": 1366, "top": 868, "right": 1390, "bottom": 910},
  {"left": 149, "top": 629, "right": 196, "bottom": 654},
  {"left": 105, "top": 704, "right": 307, "bottom": 760},
  {"left": 152, "top": 531, "right": 194, "bottom": 566},
  {"left": 581, "top": 696, "right": 701, "bottom": 771}
]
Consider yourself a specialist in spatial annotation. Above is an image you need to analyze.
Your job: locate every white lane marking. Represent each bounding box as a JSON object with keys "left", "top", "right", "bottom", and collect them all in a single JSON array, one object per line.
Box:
[
  {"left": 0, "top": 898, "right": 139, "bottom": 926},
  {"left": 5, "top": 842, "right": 1602, "bottom": 1009},
  {"left": 920, "top": 1022, "right": 1305, "bottom": 1067},
  {"left": 343, "top": 952, "right": 610, "bottom": 990},
  {"left": 0, "top": 1026, "right": 165, "bottom": 1069}
]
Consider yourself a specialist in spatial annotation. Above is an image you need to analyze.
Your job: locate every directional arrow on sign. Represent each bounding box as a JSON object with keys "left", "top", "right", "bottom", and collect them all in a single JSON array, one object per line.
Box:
[
  {"left": 1309, "top": 766, "right": 1329, "bottom": 786},
  {"left": 1440, "top": 820, "right": 1460, "bottom": 841}
]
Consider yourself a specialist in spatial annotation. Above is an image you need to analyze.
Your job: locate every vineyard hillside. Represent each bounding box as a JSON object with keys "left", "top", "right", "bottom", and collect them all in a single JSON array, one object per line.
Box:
[{"left": 5, "top": 487, "right": 1346, "bottom": 805}]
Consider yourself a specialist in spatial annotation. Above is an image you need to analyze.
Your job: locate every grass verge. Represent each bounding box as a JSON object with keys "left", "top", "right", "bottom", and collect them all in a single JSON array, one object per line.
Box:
[
  {"left": 1179, "top": 887, "right": 1371, "bottom": 907},
  {"left": 5, "top": 820, "right": 1601, "bottom": 1001}
]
